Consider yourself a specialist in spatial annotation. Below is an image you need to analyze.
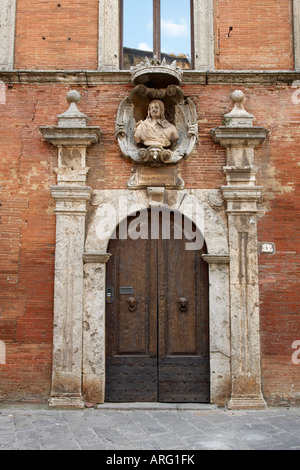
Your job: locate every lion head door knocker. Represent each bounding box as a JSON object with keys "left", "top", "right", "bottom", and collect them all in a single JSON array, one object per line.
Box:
[
  {"left": 115, "top": 57, "right": 198, "bottom": 190},
  {"left": 127, "top": 297, "right": 137, "bottom": 312}
]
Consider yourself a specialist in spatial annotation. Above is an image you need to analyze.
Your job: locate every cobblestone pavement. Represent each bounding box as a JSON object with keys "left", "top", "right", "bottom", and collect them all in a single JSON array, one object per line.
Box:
[{"left": 0, "top": 403, "right": 300, "bottom": 450}]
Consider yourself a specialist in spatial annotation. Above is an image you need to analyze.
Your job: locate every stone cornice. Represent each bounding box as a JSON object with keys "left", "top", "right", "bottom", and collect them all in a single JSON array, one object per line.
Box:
[
  {"left": 211, "top": 126, "right": 269, "bottom": 148},
  {"left": 1, "top": 70, "right": 300, "bottom": 85},
  {"left": 40, "top": 126, "right": 102, "bottom": 147}
]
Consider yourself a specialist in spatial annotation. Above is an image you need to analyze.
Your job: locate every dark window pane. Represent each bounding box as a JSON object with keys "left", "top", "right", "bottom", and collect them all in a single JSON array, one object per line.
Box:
[
  {"left": 160, "top": 0, "right": 191, "bottom": 69},
  {"left": 123, "top": 0, "right": 153, "bottom": 69}
]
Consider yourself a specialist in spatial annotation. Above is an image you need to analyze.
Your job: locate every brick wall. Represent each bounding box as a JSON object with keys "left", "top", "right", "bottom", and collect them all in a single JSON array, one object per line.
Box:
[
  {"left": 14, "top": 0, "right": 99, "bottom": 70},
  {"left": 0, "top": 82, "right": 299, "bottom": 403},
  {"left": 214, "top": 0, "right": 294, "bottom": 70},
  {"left": 13, "top": 1, "right": 294, "bottom": 71},
  {"left": 0, "top": 84, "right": 59, "bottom": 400}
]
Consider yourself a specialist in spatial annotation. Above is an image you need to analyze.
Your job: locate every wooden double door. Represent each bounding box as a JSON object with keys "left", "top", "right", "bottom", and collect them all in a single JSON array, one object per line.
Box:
[{"left": 105, "top": 210, "right": 209, "bottom": 403}]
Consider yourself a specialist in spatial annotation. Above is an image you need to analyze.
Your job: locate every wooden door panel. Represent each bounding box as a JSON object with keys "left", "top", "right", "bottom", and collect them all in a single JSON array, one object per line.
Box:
[
  {"left": 117, "top": 236, "right": 149, "bottom": 355},
  {"left": 158, "top": 357, "right": 210, "bottom": 402},
  {"left": 105, "top": 357, "right": 158, "bottom": 402},
  {"left": 106, "top": 216, "right": 158, "bottom": 402},
  {"left": 157, "top": 214, "right": 210, "bottom": 402},
  {"left": 159, "top": 236, "right": 199, "bottom": 356}
]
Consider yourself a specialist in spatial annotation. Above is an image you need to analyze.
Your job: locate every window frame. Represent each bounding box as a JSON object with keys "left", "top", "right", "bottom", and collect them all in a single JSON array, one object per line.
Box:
[{"left": 119, "top": 0, "right": 195, "bottom": 70}]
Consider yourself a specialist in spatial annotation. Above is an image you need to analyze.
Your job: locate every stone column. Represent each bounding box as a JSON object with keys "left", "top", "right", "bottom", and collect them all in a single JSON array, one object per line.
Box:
[
  {"left": 294, "top": 0, "right": 300, "bottom": 70},
  {"left": 211, "top": 91, "right": 268, "bottom": 409},
  {"left": 82, "top": 253, "right": 111, "bottom": 404},
  {"left": 40, "top": 91, "right": 102, "bottom": 408},
  {"left": 0, "top": 0, "right": 16, "bottom": 70},
  {"left": 202, "top": 254, "right": 231, "bottom": 406}
]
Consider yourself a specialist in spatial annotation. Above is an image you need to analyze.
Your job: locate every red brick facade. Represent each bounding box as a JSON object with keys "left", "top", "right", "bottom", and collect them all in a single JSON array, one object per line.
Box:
[
  {"left": 214, "top": 0, "right": 294, "bottom": 70},
  {"left": 15, "top": 0, "right": 99, "bottom": 70},
  {"left": 0, "top": 1, "right": 299, "bottom": 405}
]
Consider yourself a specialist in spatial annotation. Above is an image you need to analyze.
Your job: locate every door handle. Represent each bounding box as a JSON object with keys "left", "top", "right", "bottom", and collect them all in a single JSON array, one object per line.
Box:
[
  {"left": 127, "top": 297, "right": 137, "bottom": 312},
  {"left": 178, "top": 297, "right": 188, "bottom": 312}
]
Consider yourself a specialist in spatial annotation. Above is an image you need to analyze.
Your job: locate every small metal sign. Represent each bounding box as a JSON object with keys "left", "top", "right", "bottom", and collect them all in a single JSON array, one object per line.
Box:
[
  {"left": 120, "top": 286, "right": 134, "bottom": 295},
  {"left": 106, "top": 286, "right": 114, "bottom": 303}
]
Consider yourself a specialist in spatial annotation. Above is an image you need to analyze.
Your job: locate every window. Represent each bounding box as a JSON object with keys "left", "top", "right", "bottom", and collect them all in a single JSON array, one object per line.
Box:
[{"left": 120, "top": 0, "right": 194, "bottom": 70}]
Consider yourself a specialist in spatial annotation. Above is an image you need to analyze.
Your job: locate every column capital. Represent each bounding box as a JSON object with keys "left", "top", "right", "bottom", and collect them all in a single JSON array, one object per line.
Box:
[
  {"left": 202, "top": 254, "right": 230, "bottom": 264},
  {"left": 83, "top": 253, "right": 111, "bottom": 264},
  {"left": 51, "top": 185, "right": 93, "bottom": 215},
  {"left": 51, "top": 185, "right": 93, "bottom": 201},
  {"left": 221, "top": 186, "right": 262, "bottom": 214}
]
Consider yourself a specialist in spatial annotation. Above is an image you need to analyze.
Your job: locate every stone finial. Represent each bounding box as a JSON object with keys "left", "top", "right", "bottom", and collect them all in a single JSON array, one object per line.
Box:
[
  {"left": 224, "top": 90, "right": 253, "bottom": 127},
  {"left": 57, "top": 90, "right": 88, "bottom": 128}
]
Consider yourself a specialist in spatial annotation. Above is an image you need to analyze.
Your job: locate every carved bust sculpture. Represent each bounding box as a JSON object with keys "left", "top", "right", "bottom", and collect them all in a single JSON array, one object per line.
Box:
[
  {"left": 134, "top": 100, "right": 178, "bottom": 149},
  {"left": 115, "top": 64, "right": 198, "bottom": 168}
]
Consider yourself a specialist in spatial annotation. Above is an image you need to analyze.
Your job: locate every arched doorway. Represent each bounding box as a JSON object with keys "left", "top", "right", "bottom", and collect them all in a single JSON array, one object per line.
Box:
[{"left": 105, "top": 208, "right": 209, "bottom": 402}]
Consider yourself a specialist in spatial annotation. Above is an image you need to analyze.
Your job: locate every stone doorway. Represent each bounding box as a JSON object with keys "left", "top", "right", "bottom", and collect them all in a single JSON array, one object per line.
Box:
[{"left": 105, "top": 209, "right": 210, "bottom": 403}]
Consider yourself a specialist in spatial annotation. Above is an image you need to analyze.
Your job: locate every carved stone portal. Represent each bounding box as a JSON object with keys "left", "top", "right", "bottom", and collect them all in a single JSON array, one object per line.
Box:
[{"left": 115, "top": 57, "right": 198, "bottom": 189}]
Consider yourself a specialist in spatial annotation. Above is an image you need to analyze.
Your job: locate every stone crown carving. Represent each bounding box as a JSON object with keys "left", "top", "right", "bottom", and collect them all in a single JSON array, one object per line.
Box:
[{"left": 130, "top": 55, "right": 183, "bottom": 87}]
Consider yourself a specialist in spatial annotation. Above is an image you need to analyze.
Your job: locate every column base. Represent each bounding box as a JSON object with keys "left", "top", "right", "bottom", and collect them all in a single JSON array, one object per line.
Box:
[
  {"left": 48, "top": 394, "right": 85, "bottom": 409},
  {"left": 228, "top": 395, "right": 267, "bottom": 410}
]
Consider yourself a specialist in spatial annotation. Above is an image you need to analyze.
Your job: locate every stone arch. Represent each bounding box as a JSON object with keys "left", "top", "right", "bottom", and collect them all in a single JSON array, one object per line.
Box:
[{"left": 84, "top": 190, "right": 228, "bottom": 255}]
